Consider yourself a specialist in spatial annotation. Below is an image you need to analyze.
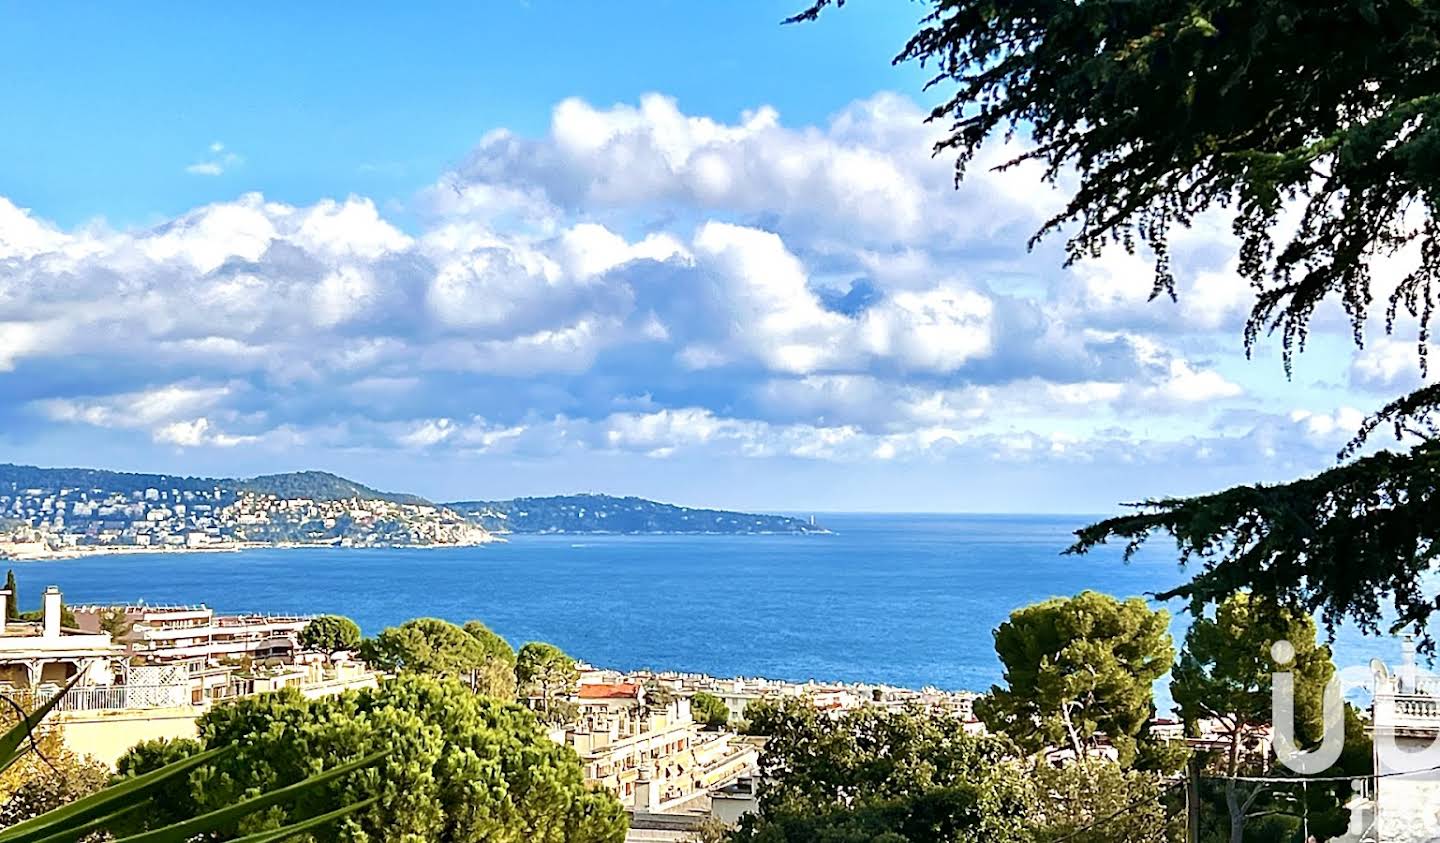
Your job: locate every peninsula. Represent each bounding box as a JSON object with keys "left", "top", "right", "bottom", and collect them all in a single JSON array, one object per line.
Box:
[
  {"left": 0, "top": 463, "right": 827, "bottom": 558},
  {"left": 447, "top": 494, "right": 828, "bottom": 535},
  {"left": 0, "top": 463, "right": 494, "bottom": 558}
]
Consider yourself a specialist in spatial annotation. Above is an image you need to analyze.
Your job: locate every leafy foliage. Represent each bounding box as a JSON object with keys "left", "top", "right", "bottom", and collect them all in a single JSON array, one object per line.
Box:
[
  {"left": 0, "top": 722, "right": 109, "bottom": 827},
  {"left": 1172, "top": 595, "right": 1348, "bottom": 842},
  {"left": 1072, "top": 440, "right": 1440, "bottom": 644},
  {"left": 114, "top": 675, "right": 626, "bottom": 843},
  {"left": 0, "top": 464, "right": 425, "bottom": 509},
  {"left": 299, "top": 615, "right": 362, "bottom": 657},
  {"left": 515, "top": 642, "right": 579, "bottom": 725},
  {"left": 97, "top": 608, "right": 133, "bottom": 642},
  {"left": 361, "top": 618, "right": 516, "bottom": 698},
  {"left": 235, "top": 471, "right": 427, "bottom": 504},
  {"left": 735, "top": 699, "right": 1030, "bottom": 843},
  {"left": 1022, "top": 760, "right": 1180, "bottom": 843},
  {"left": 463, "top": 620, "right": 519, "bottom": 699},
  {"left": 5, "top": 574, "right": 77, "bottom": 628},
  {"left": 976, "top": 591, "right": 1173, "bottom": 766},
  {"left": 0, "top": 464, "right": 219, "bottom": 498},
  {"left": 0, "top": 677, "right": 383, "bottom": 843},
  {"left": 1172, "top": 595, "right": 1332, "bottom": 747},
  {"left": 729, "top": 786, "right": 1029, "bottom": 843},
  {"left": 686, "top": 816, "right": 731, "bottom": 843},
  {"left": 792, "top": 0, "right": 1440, "bottom": 642},
  {"left": 689, "top": 692, "right": 730, "bottom": 729}
]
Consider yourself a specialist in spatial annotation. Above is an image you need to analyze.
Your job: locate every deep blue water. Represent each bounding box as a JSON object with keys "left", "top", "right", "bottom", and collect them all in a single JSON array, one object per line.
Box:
[{"left": 7, "top": 514, "right": 1395, "bottom": 705}]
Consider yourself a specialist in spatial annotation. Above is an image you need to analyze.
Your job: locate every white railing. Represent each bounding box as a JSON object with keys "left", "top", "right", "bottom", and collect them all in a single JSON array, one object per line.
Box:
[
  {"left": 0, "top": 683, "right": 190, "bottom": 713},
  {"left": 1392, "top": 695, "right": 1440, "bottom": 720}
]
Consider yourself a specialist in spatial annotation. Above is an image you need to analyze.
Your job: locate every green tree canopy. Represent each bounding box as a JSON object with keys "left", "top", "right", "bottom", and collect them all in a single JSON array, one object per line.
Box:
[
  {"left": 1072, "top": 443, "right": 1440, "bottom": 643},
  {"left": 689, "top": 691, "right": 730, "bottom": 729},
  {"left": 360, "top": 618, "right": 515, "bottom": 698},
  {"left": 463, "top": 619, "right": 519, "bottom": 698},
  {"left": 299, "top": 615, "right": 362, "bottom": 657},
  {"left": 97, "top": 607, "right": 133, "bottom": 642},
  {"left": 641, "top": 680, "right": 679, "bottom": 716},
  {"left": 515, "top": 642, "right": 579, "bottom": 724},
  {"left": 735, "top": 699, "right": 1030, "bottom": 843},
  {"left": 730, "top": 786, "right": 1026, "bottom": 843},
  {"left": 975, "top": 591, "right": 1173, "bottom": 766},
  {"left": 114, "top": 674, "right": 627, "bottom": 843},
  {"left": 1172, "top": 594, "right": 1345, "bottom": 843},
  {"left": 1021, "top": 760, "right": 1180, "bottom": 843},
  {"left": 793, "top": 0, "right": 1440, "bottom": 645}
]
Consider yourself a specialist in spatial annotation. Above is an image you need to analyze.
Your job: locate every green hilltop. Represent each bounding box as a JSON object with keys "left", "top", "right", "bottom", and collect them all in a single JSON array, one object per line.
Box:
[
  {"left": 0, "top": 464, "right": 824, "bottom": 535},
  {"left": 446, "top": 493, "right": 827, "bottom": 535},
  {"left": 0, "top": 464, "right": 424, "bottom": 504}
]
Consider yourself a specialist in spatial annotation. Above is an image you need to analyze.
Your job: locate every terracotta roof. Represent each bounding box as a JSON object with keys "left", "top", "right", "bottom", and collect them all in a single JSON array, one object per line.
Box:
[{"left": 577, "top": 683, "right": 640, "bottom": 700}]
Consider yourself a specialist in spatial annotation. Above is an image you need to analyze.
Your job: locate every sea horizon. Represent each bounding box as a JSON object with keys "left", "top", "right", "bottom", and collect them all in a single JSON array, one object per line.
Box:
[{"left": 5, "top": 512, "right": 1401, "bottom": 711}]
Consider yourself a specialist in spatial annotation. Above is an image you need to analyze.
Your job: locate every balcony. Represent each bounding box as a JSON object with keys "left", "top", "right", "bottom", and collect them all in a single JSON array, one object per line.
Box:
[
  {"left": 1373, "top": 673, "right": 1440, "bottom": 734},
  {"left": 1, "top": 682, "right": 190, "bottom": 713}
]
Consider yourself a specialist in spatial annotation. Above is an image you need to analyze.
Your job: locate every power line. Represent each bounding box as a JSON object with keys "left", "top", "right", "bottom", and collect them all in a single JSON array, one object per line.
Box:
[
  {"left": 1203, "top": 762, "right": 1440, "bottom": 784},
  {"left": 1028, "top": 764, "right": 1407, "bottom": 843},
  {"left": 1050, "top": 781, "right": 1185, "bottom": 843}
]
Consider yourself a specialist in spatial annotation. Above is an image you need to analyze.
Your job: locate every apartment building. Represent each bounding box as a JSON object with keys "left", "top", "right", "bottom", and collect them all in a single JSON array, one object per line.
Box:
[
  {"left": 71, "top": 603, "right": 309, "bottom": 665},
  {"left": 0, "top": 586, "right": 123, "bottom": 691},
  {"left": 565, "top": 682, "right": 760, "bottom": 814},
  {"left": 568, "top": 683, "right": 698, "bottom": 806}
]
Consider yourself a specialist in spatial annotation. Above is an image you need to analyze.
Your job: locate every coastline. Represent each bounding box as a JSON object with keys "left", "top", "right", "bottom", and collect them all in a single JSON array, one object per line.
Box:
[
  {"left": 0, "top": 536, "right": 505, "bottom": 562},
  {"left": 494, "top": 528, "right": 834, "bottom": 537},
  {"left": 2, "top": 530, "right": 832, "bottom": 561}
]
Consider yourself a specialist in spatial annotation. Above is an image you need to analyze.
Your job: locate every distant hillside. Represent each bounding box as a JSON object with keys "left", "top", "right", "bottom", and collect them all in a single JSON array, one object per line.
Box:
[
  {"left": 446, "top": 494, "right": 827, "bottom": 535},
  {"left": 236, "top": 471, "right": 428, "bottom": 504},
  {"left": 0, "top": 463, "right": 220, "bottom": 495},
  {"left": 0, "top": 464, "right": 424, "bottom": 504},
  {"left": 0, "top": 463, "right": 490, "bottom": 555}
]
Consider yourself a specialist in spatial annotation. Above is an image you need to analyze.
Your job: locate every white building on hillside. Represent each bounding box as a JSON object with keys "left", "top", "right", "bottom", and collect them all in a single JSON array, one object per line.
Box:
[
  {"left": 70, "top": 603, "right": 309, "bottom": 664},
  {"left": 0, "top": 586, "right": 123, "bottom": 691}
]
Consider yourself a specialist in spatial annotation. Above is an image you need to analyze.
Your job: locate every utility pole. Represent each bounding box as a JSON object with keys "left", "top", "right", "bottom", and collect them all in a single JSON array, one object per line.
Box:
[
  {"left": 1186, "top": 754, "right": 1201, "bottom": 843},
  {"left": 1301, "top": 780, "right": 1309, "bottom": 842}
]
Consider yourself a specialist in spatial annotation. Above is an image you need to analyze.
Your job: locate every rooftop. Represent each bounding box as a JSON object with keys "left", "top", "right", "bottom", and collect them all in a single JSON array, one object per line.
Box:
[{"left": 578, "top": 683, "right": 641, "bottom": 700}]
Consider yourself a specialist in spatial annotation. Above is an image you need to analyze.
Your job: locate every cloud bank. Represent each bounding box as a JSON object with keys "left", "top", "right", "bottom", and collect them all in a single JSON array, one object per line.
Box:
[{"left": 0, "top": 92, "right": 1403, "bottom": 500}]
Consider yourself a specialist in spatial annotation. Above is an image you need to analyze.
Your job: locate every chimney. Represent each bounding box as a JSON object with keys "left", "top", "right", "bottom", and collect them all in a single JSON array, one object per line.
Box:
[
  {"left": 43, "top": 586, "right": 61, "bottom": 638},
  {"left": 0, "top": 589, "right": 8, "bottom": 633}
]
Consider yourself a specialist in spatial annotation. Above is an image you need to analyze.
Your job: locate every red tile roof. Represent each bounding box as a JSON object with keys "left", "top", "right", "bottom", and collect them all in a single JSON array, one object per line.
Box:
[{"left": 578, "top": 683, "right": 640, "bottom": 700}]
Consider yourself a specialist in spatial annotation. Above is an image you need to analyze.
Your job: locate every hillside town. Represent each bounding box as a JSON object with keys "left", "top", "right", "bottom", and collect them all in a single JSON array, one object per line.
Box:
[
  {"left": 0, "top": 483, "right": 496, "bottom": 558},
  {"left": 0, "top": 464, "right": 836, "bottom": 559}
]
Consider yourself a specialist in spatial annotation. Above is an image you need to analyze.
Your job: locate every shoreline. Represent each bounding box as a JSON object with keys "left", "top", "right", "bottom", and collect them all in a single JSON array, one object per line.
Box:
[
  {"left": 1, "top": 530, "right": 834, "bottom": 562},
  {"left": 0, "top": 537, "right": 505, "bottom": 562}
]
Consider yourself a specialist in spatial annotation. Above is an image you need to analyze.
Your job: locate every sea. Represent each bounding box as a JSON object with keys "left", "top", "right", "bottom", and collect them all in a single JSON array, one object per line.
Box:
[{"left": 8, "top": 513, "right": 1398, "bottom": 708}]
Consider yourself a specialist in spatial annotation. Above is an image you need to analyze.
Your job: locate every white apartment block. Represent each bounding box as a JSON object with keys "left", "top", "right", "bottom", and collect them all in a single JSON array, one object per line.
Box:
[
  {"left": 71, "top": 603, "right": 309, "bottom": 665},
  {"left": 0, "top": 586, "right": 123, "bottom": 692}
]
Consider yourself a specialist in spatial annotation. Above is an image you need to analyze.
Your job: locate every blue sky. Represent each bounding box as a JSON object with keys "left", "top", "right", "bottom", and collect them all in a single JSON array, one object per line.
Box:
[
  {"left": 0, "top": 3, "right": 1425, "bottom": 512},
  {"left": 1, "top": 2, "right": 924, "bottom": 227}
]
